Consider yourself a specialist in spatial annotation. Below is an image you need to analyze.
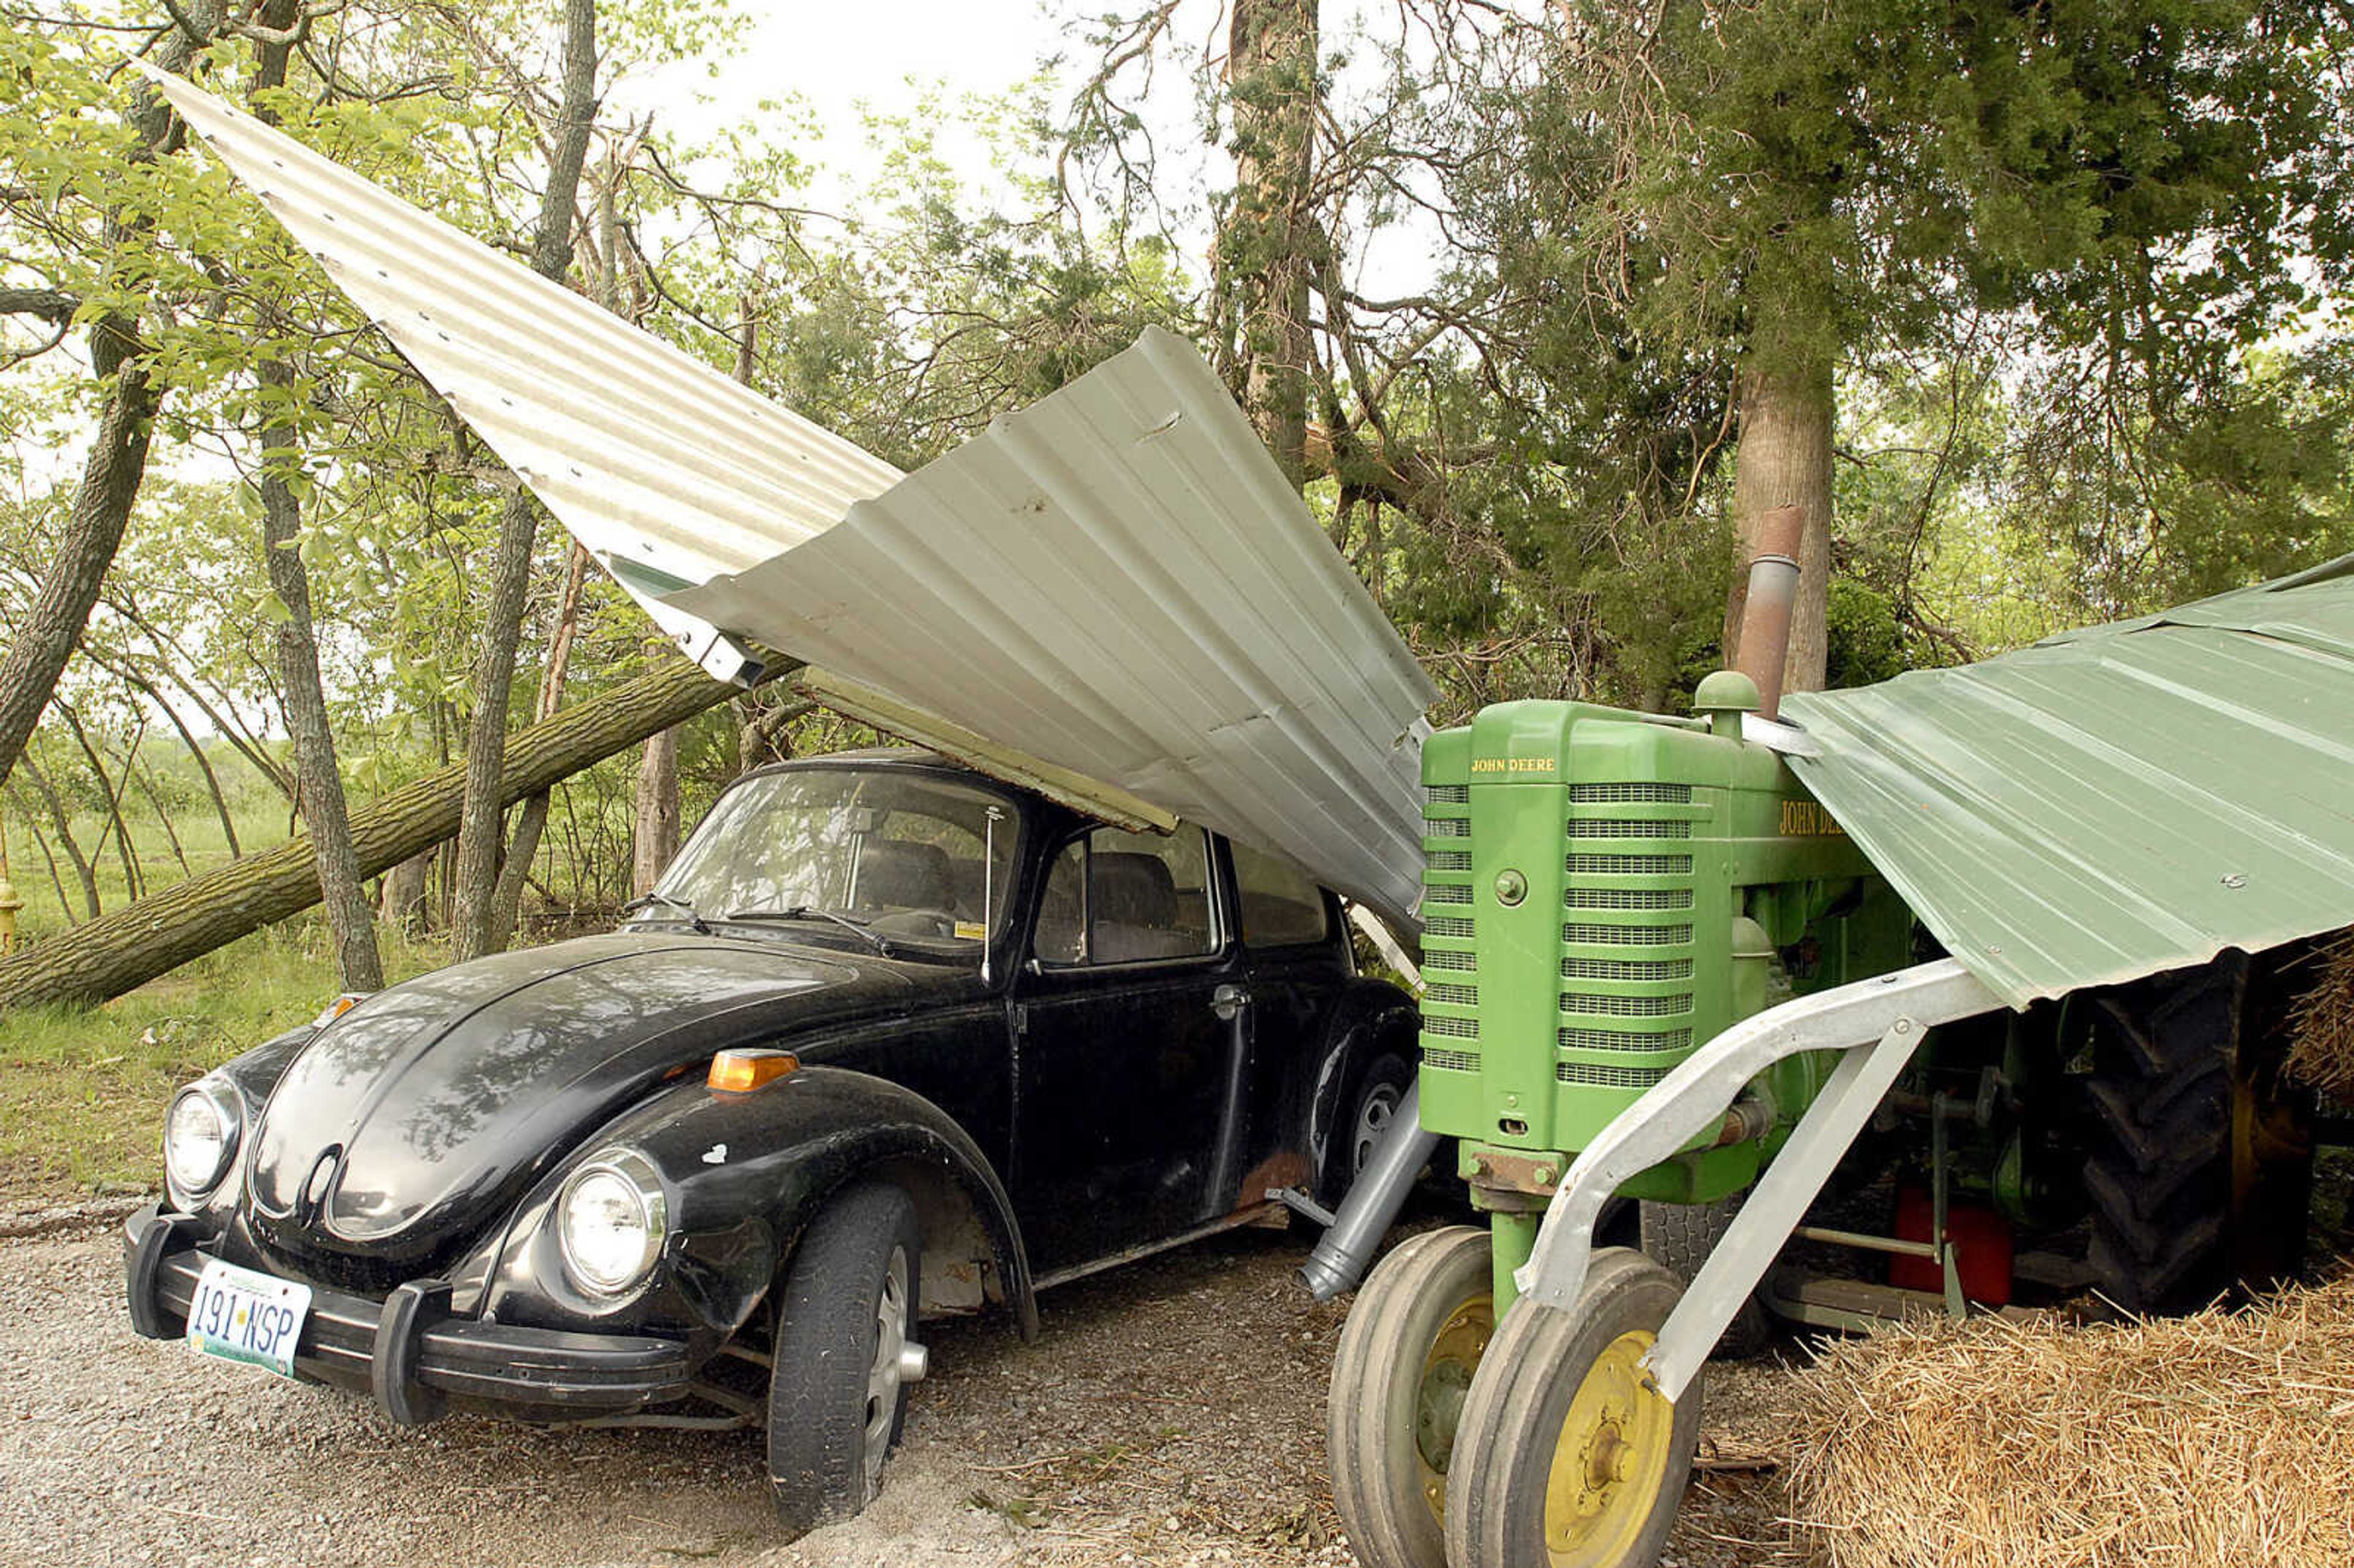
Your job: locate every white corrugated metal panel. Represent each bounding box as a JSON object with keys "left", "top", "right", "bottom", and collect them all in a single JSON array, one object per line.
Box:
[
  {"left": 672, "top": 328, "right": 1439, "bottom": 926},
  {"left": 135, "top": 62, "right": 902, "bottom": 601},
  {"left": 151, "top": 67, "right": 1439, "bottom": 925}
]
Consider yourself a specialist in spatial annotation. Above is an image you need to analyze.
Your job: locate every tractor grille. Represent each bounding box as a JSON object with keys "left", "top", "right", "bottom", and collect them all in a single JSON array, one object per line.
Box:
[
  {"left": 1565, "top": 922, "right": 1690, "bottom": 945},
  {"left": 1569, "top": 783, "right": 1691, "bottom": 804},
  {"left": 1567, "top": 853, "right": 1694, "bottom": 877},
  {"left": 1558, "top": 992, "right": 1690, "bottom": 1018},
  {"left": 1556, "top": 777, "right": 1701, "bottom": 1091},
  {"left": 1422, "top": 770, "right": 1478, "bottom": 1069},
  {"left": 1557, "top": 1061, "right": 1670, "bottom": 1090},
  {"left": 1566, "top": 818, "right": 1691, "bottom": 839},
  {"left": 1566, "top": 888, "right": 1692, "bottom": 910},
  {"left": 1560, "top": 956, "right": 1693, "bottom": 983},
  {"left": 1560, "top": 1026, "right": 1693, "bottom": 1053}
]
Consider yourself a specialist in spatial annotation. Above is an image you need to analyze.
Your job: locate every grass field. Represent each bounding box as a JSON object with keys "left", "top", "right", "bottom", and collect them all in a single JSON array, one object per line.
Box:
[{"left": 0, "top": 915, "right": 452, "bottom": 1205}]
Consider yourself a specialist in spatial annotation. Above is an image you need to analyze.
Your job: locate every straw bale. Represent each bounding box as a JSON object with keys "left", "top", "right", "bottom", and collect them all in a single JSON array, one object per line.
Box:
[
  {"left": 1786, "top": 1273, "right": 2354, "bottom": 1568},
  {"left": 2287, "top": 930, "right": 2354, "bottom": 1100}
]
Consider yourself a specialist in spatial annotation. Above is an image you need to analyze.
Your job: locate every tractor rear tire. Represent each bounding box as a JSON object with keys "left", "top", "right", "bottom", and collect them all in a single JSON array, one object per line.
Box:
[
  {"left": 1637, "top": 1199, "right": 1770, "bottom": 1359},
  {"left": 2080, "top": 954, "right": 2312, "bottom": 1315},
  {"left": 1328, "top": 1225, "right": 1493, "bottom": 1568}
]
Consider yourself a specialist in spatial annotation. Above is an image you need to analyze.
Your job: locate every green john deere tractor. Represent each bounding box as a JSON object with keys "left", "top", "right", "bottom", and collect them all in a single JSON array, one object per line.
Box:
[{"left": 1311, "top": 537, "right": 2336, "bottom": 1568}]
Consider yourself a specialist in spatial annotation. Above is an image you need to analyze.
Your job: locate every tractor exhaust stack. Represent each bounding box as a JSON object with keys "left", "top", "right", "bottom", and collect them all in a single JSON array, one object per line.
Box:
[{"left": 1732, "top": 504, "right": 1805, "bottom": 720}]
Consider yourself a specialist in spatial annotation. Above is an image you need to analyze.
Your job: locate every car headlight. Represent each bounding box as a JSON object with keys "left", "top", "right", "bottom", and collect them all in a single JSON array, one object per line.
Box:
[
  {"left": 163, "top": 1078, "right": 241, "bottom": 1201},
  {"left": 557, "top": 1149, "right": 668, "bottom": 1296}
]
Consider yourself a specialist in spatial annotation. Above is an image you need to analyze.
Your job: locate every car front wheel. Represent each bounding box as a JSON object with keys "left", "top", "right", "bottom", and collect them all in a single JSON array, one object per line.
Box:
[{"left": 766, "top": 1181, "right": 926, "bottom": 1537}]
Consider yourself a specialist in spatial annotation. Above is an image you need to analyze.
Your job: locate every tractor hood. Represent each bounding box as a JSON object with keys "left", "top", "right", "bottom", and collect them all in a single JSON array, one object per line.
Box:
[{"left": 243, "top": 932, "right": 908, "bottom": 1270}]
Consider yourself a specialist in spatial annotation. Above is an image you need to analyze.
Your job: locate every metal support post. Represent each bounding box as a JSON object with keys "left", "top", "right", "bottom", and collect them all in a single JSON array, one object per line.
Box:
[{"left": 1510, "top": 959, "right": 2005, "bottom": 1396}]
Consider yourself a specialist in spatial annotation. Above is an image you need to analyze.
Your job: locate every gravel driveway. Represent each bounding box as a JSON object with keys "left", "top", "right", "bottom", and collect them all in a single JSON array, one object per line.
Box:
[{"left": 1, "top": 1212, "right": 1800, "bottom": 1567}]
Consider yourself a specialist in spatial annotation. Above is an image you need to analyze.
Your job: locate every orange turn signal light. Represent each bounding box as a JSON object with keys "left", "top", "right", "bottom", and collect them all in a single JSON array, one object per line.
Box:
[{"left": 708, "top": 1049, "right": 799, "bottom": 1093}]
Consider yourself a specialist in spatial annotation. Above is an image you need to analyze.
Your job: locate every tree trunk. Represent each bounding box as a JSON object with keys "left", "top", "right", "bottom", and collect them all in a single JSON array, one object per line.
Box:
[
  {"left": 55, "top": 702, "right": 141, "bottom": 903},
  {"left": 245, "top": 2, "right": 383, "bottom": 990},
  {"left": 1225, "top": 0, "right": 1319, "bottom": 487},
  {"left": 0, "top": 657, "right": 748, "bottom": 1012},
  {"left": 0, "top": 20, "right": 210, "bottom": 795},
  {"left": 91, "top": 653, "right": 240, "bottom": 858},
  {"left": 451, "top": 0, "right": 600, "bottom": 960},
  {"left": 487, "top": 542, "right": 590, "bottom": 946},
  {"left": 1722, "top": 353, "right": 1835, "bottom": 695},
  {"left": 379, "top": 850, "right": 431, "bottom": 932},
  {"left": 13, "top": 758, "right": 97, "bottom": 920},
  {"left": 631, "top": 725, "right": 680, "bottom": 896}
]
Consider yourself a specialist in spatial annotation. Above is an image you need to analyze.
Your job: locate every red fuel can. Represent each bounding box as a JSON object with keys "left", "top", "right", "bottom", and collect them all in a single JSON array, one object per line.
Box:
[{"left": 1890, "top": 1184, "right": 2015, "bottom": 1307}]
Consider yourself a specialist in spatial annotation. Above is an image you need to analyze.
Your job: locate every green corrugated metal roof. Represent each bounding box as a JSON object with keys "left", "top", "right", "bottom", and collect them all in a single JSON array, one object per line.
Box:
[{"left": 1781, "top": 556, "right": 2354, "bottom": 1008}]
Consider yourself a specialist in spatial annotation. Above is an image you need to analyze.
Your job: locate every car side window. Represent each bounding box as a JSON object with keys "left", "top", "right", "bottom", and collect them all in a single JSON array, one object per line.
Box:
[
  {"left": 1229, "top": 840, "right": 1332, "bottom": 946},
  {"left": 1034, "top": 824, "right": 1219, "bottom": 966}
]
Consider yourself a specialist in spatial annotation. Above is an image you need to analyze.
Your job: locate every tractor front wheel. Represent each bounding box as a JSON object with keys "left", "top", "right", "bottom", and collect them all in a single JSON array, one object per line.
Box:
[
  {"left": 1446, "top": 1248, "right": 1699, "bottom": 1568},
  {"left": 1327, "top": 1225, "right": 1493, "bottom": 1568}
]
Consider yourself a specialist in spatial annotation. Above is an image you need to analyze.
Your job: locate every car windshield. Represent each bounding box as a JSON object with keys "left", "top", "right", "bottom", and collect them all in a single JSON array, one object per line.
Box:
[{"left": 642, "top": 767, "right": 1022, "bottom": 956}]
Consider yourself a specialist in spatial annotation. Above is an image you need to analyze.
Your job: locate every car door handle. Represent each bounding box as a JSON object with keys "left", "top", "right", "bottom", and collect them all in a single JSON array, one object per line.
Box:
[{"left": 1211, "top": 984, "right": 1249, "bottom": 1021}]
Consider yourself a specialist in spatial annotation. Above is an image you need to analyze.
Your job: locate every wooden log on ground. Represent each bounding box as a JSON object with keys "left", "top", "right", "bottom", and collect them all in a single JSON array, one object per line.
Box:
[{"left": 0, "top": 657, "right": 746, "bottom": 1012}]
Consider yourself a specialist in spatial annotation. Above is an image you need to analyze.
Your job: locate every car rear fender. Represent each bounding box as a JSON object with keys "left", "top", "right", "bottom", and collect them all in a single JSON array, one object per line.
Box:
[
  {"left": 1306, "top": 981, "right": 1422, "bottom": 1203},
  {"left": 608, "top": 1065, "right": 1039, "bottom": 1343}
]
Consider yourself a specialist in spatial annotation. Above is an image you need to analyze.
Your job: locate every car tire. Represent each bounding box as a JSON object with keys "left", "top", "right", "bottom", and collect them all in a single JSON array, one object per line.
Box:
[
  {"left": 1323, "top": 1049, "right": 1416, "bottom": 1207},
  {"left": 766, "top": 1181, "right": 924, "bottom": 1539}
]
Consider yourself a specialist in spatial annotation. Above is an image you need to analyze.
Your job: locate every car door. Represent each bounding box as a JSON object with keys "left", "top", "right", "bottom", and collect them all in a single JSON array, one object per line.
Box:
[{"left": 1010, "top": 822, "right": 1243, "bottom": 1275}]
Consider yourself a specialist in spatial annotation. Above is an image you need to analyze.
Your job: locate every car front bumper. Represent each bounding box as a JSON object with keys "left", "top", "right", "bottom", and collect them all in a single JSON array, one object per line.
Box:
[{"left": 123, "top": 1204, "right": 693, "bottom": 1424}]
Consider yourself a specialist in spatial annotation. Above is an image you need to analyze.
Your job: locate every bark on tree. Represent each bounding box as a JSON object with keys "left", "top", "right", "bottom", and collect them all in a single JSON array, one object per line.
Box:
[
  {"left": 0, "top": 657, "right": 747, "bottom": 1012},
  {"left": 248, "top": 2, "right": 383, "bottom": 990},
  {"left": 1721, "top": 354, "right": 1835, "bottom": 695},
  {"left": 1226, "top": 0, "right": 1318, "bottom": 487},
  {"left": 0, "top": 17, "right": 210, "bottom": 794},
  {"left": 451, "top": 0, "right": 600, "bottom": 961},
  {"left": 487, "top": 542, "right": 590, "bottom": 946},
  {"left": 379, "top": 851, "right": 430, "bottom": 931},
  {"left": 630, "top": 724, "right": 679, "bottom": 896}
]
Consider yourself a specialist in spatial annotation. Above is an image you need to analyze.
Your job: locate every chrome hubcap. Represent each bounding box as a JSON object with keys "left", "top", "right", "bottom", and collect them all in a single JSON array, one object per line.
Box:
[
  {"left": 862, "top": 1245, "right": 911, "bottom": 1499},
  {"left": 1352, "top": 1082, "right": 1401, "bottom": 1174}
]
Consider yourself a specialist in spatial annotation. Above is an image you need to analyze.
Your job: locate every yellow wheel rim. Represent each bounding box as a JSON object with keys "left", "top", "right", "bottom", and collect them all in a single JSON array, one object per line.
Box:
[
  {"left": 1412, "top": 1291, "right": 1493, "bottom": 1527},
  {"left": 1539, "top": 1329, "right": 1673, "bottom": 1568}
]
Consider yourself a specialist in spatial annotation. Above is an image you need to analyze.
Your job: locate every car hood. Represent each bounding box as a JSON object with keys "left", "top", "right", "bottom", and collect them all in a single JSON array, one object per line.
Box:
[{"left": 244, "top": 932, "right": 908, "bottom": 1269}]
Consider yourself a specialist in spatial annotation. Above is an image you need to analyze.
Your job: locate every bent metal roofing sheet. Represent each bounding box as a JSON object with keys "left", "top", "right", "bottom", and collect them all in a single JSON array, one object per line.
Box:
[
  {"left": 143, "top": 64, "right": 1438, "bottom": 928},
  {"left": 1781, "top": 557, "right": 2354, "bottom": 1008}
]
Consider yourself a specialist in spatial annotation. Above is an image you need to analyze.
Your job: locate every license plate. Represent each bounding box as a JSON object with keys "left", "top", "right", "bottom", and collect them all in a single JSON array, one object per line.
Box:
[{"left": 185, "top": 1257, "right": 312, "bottom": 1377}]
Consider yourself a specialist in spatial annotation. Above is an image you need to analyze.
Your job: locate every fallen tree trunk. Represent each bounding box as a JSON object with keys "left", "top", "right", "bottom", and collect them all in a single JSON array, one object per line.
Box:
[{"left": 0, "top": 657, "right": 745, "bottom": 1012}]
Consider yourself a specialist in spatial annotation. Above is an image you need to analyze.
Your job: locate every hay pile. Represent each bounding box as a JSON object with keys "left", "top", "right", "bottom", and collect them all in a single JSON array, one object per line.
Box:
[
  {"left": 1786, "top": 1274, "right": 2354, "bottom": 1568},
  {"left": 2287, "top": 930, "right": 2354, "bottom": 1100}
]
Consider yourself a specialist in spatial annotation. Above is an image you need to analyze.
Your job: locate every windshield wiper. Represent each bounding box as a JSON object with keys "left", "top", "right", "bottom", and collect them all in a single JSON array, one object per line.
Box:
[
  {"left": 620, "top": 891, "right": 711, "bottom": 934},
  {"left": 723, "top": 905, "right": 894, "bottom": 957}
]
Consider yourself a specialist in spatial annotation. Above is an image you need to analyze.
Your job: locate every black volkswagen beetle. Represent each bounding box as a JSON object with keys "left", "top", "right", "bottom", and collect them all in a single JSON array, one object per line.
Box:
[{"left": 124, "top": 747, "right": 1416, "bottom": 1535}]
